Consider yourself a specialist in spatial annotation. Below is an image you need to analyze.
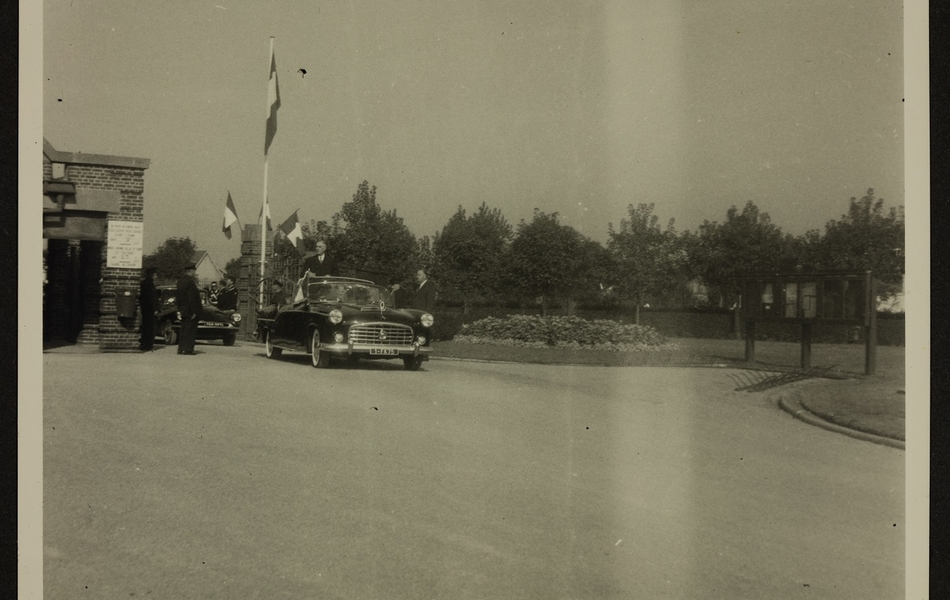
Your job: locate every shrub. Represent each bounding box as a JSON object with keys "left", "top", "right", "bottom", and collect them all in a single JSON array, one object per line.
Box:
[{"left": 454, "top": 314, "right": 676, "bottom": 353}]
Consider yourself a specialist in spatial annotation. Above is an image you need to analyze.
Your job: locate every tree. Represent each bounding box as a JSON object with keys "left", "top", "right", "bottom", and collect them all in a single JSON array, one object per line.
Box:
[
  {"left": 224, "top": 257, "right": 242, "bottom": 282},
  {"left": 686, "top": 201, "right": 791, "bottom": 304},
  {"left": 143, "top": 237, "right": 196, "bottom": 282},
  {"left": 817, "top": 189, "right": 904, "bottom": 296},
  {"left": 432, "top": 203, "right": 513, "bottom": 313},
  {"left": 328, "top": 181, "right": 418, "bottom": 285},
  {"left": 607, "top": 203, "right": 685, "bottom": 324},
  {"left": 508, "top": 210, "right": 588, "bottom": 316},
  {"left": 414, "top": 235, "right": 435, "bottom": 275},
  {"left": 300, "top": 219, "right": 334, "bottom": 252}
]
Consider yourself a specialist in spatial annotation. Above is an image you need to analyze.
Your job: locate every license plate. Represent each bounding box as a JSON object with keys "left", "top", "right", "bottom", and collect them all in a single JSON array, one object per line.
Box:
[{"left": 370, "top": 348, "right": 398, "bottom": 356}]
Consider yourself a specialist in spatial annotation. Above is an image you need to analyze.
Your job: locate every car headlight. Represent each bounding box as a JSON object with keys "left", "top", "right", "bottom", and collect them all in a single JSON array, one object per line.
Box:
[
  {"left": 232, "top": 313, "right": 242, "bottom": 323},
  {"left": 420, "top": 313, "right": 434, "bottom": 328},
  {"left": 333, "top": 332, "right": 345, "bottom": 343},
  {"left": 416, "top": 335, "right": 427, "bottom": 346},
  {"left": 329, "top": 309, "right": 343, "bottom": 324}
]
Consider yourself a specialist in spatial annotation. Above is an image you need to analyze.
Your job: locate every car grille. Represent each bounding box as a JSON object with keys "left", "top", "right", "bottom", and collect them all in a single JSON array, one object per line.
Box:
[{"left": 349, "top": 323, "right": 414, "bottom": 346}]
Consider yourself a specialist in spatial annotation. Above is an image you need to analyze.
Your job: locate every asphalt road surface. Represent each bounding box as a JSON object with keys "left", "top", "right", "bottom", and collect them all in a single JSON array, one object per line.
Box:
[{"left": 42, "top": 342, "right": 904, "bottom": 599}]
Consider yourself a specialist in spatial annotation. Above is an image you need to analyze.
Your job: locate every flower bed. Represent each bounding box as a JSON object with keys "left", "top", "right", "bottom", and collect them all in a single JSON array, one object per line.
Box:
[{"left": 453, "top": 314, "right": 676, "bottom": 353}]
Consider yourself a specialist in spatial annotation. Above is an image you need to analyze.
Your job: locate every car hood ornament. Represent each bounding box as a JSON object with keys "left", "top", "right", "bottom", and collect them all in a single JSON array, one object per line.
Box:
[{"left": 379, "top": 300, "right": 386, "bottom": 312}]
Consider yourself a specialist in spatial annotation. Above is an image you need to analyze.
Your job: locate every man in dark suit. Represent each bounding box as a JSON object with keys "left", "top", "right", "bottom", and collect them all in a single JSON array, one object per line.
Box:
[
  {"left": 300, "top": 239, "right": 339, "bottom": 277},
  {"left": 217, "top": 276, "right": 238, "bottom": 311},
  {"left": 138, "top": 267, "right": 159, "bottom": 351},
  {"left": 392, "top": 269, "right": 437, "bottom": 311},
  {"left": 176, "top": 263, "right": 203, "bottom": 355}
]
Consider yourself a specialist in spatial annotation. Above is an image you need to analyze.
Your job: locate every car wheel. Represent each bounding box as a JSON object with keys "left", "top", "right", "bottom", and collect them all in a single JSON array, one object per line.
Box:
[
  {"left": 311, "top": 330, "right": 330, "bottom": 368},
  {"left": 162, "top": 321, "right": 178, "bottom": 345},
  {"left": 223, "top": 335, "right": 236, "bottom": 347},
  {"left": 265, "top": 330, "right": 282, "bottom": 359},
  {"left": 403, "top": 355, "right": 424, "bottom": 371}
]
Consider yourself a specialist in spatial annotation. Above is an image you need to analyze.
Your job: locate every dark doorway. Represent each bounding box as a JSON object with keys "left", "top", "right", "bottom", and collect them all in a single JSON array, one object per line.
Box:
[{"left": 44, "top": 239, "right": 103, "bottom": 345}]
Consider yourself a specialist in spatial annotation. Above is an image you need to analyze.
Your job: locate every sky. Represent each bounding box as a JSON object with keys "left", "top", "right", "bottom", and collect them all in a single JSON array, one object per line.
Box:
[{"left": 42, "top": 0, "right": 905, "bottom": 267}]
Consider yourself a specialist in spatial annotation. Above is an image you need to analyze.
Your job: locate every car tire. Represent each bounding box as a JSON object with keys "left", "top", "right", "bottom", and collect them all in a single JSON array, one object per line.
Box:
[
  {"left": 223, "top": 335, "right": 236, "bottom": 347},
  {"left": 265, "top": 330, "right": 282, "bottom": 359},
  {"left": 311, "top": 330, "right": 330, "bottom": 369},
  {"left": 403, "top": 355, "right": 424, "bottom": 371},
  {"left": 162, "top": 321, "right": 178, "bottom": 345}
]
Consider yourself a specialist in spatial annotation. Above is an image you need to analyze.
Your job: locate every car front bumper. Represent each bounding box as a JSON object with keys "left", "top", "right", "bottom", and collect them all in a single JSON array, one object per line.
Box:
[
  {"left": 320, "top": 342, "right": 432, "bottom": 359},
  {"left": 194, "top": 323, "right": 240, "bottom": 339}
]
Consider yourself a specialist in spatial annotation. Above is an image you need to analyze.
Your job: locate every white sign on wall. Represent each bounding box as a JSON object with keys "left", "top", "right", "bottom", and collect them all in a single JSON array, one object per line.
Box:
[{"left": 106, "top": 221, "right": 144, "bottom": 269}]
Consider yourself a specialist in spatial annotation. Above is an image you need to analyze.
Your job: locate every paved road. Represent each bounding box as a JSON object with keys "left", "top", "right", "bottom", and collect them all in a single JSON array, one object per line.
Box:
[{"left": 42, "top": 342, "right": 904, "bottom": 599}]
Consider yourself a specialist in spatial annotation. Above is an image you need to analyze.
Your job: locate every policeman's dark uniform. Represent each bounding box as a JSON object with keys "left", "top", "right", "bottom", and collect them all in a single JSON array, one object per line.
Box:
[
  {"left": 138, "top": 268, "right": 159, "bottom": 351},
  {"left": 176, "top": 264, "right": 203, "bottom": 355}
]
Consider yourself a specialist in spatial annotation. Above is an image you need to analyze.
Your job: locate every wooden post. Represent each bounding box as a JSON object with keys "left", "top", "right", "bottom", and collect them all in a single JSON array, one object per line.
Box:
[
  {"left": 865, "top": 274, "right": 877, "bottom": 375},
  {"left": 744, "top": 320, "right": 755, "bottom": 362},
  {"left": 800, "top": 322, "right": 812, "bottom": 369}
]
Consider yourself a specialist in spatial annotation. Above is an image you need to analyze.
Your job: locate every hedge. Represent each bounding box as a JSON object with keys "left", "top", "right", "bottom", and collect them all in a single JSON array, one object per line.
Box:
[
  {"left": 454, "top": 314, "right": 676, "bottom": 352},
  {"left": 430, "top": 307, "right": 904, "bottom": 346}
]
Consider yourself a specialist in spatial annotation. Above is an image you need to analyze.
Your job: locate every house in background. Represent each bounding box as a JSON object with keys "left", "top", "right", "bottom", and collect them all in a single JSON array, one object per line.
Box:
[{"left": 191, "top": 250, "right": 224, "bottom": 289}]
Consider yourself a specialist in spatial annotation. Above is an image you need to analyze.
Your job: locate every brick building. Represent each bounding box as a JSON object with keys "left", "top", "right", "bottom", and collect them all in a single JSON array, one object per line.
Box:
[{"left": 43, "top": 138, "right": 150, "bottom": 351}]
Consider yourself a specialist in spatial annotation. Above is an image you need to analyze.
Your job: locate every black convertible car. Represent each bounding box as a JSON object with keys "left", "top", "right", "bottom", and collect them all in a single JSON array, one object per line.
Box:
[
  {"left": 156, "top": 286, "right": 242, "bottom": 346},
  {"left": 259, "top": 276, "right": 433, "bottom": 370}
]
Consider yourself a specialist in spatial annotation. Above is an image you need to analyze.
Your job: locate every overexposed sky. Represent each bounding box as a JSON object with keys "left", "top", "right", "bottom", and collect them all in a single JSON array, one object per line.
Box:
[{"left": 44, "top": 0, "right": 903, "bottom": 264}]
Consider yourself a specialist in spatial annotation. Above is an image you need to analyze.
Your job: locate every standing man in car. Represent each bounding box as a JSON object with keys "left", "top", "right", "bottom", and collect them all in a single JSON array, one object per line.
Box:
[
  {"left": 176, "top": 263, "right": 202, "bottom": 355},
  {"left": 300, "top": 239, "right": 339, "bottom": 277}
]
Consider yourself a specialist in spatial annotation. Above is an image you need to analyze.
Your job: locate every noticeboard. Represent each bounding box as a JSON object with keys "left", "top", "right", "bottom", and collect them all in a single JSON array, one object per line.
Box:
[
  {"left": 106, "top": 220, "right": 144, "bottom": 269},
  {"left": 735, "top": 270, "right": 878, "bottom": 374},
  {"left": 738, "top": 271, "right": 874, "bottom": 325}
]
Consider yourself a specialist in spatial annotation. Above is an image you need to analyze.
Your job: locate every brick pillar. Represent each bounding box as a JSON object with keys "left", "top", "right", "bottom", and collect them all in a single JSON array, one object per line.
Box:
[
  {"left": 98, "top": 238, "right": 142, "bottom": 352},
  {"left": 240, "top": 225, "right": 273, "bottom": 341}
]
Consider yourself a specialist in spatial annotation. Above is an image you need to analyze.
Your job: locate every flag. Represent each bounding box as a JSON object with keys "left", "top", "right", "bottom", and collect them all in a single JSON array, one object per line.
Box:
[
  {"left": 293, "top": 275, "right": 307, "bottom": 303},
  {"left": 258, "top": 200, "right": 272, "bottom": 231},
  {"left": 222, "top": 192, "right": 238, "bottom": 239},
  {"left": 264, "top": 45, "right": 281, "bottom": 155},
  {"left": 278, "top": 210, "right": 303, "bottom": 248}
]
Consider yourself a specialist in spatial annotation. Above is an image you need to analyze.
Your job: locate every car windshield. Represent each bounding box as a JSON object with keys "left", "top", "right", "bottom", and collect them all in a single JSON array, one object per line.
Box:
[{"left": 307, "top": 282, "right": 391, "bottom": 306}]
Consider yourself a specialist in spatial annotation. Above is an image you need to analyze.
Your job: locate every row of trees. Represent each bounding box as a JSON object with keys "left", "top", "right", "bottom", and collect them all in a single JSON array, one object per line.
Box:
[
  {"left": 148, "top": 183, "right": 905, "bottom": 320},
  {"left": 291, "top": 182, "right": 903, "bottom": 320}
]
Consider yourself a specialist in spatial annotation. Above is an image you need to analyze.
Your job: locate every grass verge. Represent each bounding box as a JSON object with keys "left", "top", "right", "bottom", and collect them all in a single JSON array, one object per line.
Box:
[{"left": 432, "top": 337, "right": 906, "bottom": 441}]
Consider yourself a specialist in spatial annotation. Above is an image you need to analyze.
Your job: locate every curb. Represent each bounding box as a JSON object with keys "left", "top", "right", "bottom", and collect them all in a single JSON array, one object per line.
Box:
[{"left": 775, "top": 388, "right": 905, "bottom": 450}]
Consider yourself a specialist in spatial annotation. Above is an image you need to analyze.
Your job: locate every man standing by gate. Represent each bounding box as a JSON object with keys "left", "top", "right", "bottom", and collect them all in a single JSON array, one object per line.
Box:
[
  {"left": 138, "top": 267, "right": 159, "bottom": 352},
  {"left": 176, "top": 263, "right": 202, "bottom": 355}
]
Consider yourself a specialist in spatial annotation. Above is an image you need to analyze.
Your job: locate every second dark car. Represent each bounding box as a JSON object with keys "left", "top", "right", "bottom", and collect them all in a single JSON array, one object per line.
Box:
[{"left": 156, "top": 286, "right": 242, "bottom": 346}]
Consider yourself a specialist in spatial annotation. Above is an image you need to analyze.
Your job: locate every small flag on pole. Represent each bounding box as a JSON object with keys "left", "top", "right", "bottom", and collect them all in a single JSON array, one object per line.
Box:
[
  {"left": 259, "top": 200, "right": 272, "bottom": 231},
  {"left": 264, "top": 45, "right": 281, "bottom": 155},
  {"left": 294, "top": 274, "right": 308, "bottom": 303},
  {"left": 222, "top": 192, "right": 238, "bottom": 239},
  {"left": 278, "top": 210, "right": 303, "bottom": 248}
]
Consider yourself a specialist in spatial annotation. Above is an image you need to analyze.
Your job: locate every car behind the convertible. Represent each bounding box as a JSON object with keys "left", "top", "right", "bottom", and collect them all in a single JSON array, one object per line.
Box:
[{"left": 156, "top": 286, "right": 242, "bottom": 346}]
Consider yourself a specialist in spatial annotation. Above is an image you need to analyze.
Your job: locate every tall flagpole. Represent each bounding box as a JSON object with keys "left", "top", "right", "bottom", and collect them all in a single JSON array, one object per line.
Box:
[{"left": 260, "top": 36, "right": 275, "bottom": 306}]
